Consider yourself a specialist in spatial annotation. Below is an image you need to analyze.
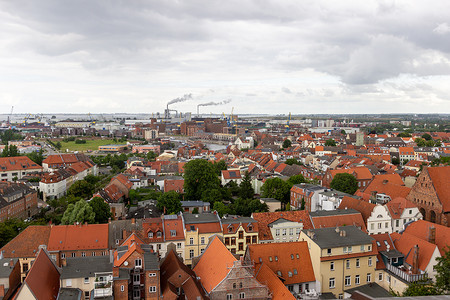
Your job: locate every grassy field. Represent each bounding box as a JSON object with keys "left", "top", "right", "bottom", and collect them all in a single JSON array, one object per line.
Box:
[{"left": 59, "top": 139, "right": 120, "bottom": 152}]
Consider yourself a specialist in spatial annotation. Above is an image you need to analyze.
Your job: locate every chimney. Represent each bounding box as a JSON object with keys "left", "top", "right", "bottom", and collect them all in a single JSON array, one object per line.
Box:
[
  {"left": 340, "top": 230, "right": 346, "bottom": 237},
  {"left": 9, "top": 259, "right": 14, "bottom": 268},
  {"left": 131, "top": 218, "right": 135, "bottom": 225},
  {"left": 109, "top": 250, "right": 114, "bottom": 264},
  {"left": 412, "top": 244, "right": 419, "bottom": 274},
  {"left": 428, "top": 226, "right": 436, "bottom": 244},
  {"left": 0, "top": 250, "right": 4, "bottom": 260},
  {"left": 61, "top": 258, "right": 67, "bottom": 267},
  {"left": 335, "top": 227, "right": 340, "bottom": 233},
  {"left": 0, "top": 284, "right": 5, "bottom": 298}
]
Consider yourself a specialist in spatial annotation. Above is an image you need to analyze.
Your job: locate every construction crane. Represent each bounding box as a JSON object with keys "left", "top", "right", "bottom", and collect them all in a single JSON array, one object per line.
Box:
[{"left": 285, "top": 112, "right": 291, "bottom": 133}]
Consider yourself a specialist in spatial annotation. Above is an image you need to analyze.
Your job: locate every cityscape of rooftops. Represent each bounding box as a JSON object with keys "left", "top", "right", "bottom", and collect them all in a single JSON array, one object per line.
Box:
[{"left": 0, "top": 1, "right": 449, "bottom": 300}]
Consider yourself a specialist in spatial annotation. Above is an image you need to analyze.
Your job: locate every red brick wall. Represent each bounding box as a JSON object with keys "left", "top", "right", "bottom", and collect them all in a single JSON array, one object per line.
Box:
[{"left": 113, "top": 279, "right": 129, "bottom": 300}]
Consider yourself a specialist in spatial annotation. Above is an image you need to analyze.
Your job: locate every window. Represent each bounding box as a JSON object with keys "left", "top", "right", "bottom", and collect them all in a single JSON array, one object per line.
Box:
[
  {"left": 330, "top": 261, "right": 335, "bottom": 271},
  {"left": 240, "top": 282, "right": 243, "bottom": 288},
  {"left": 190, "top": 237, "right": 194, "bottom": 245},
  {"left": 277, "top": 271, "right": 282, "bottom": 276},
  {"left": 294, "top": 269, "right": 298, "bottom": 275},
  {"left": 409, "top": 209, "right": 412, "bottom": 214},
  {"left": 81, "top": 252, "right": 86, "bottom": 257},
  {"left": 149, "top": 286, "right": 156, "bottom": 292},
  {"left": 61, "top": 253, "right": 66, "bottom": 259},
  {"left": 92, "top": 252, "right": 96, "bottom": 256},
  {"left": 275, "top": 256, "right": 278, "bottom": 261},
  {"left": 386, "top": 274, "right": 391, "bottom": 283},
  {"left": 346, "top": 259, "right": 350, "bottom": 269},
  {"left": 238, "top": 243, "right": 244, "bottom": 251},
  {"left": 135, "top": 259, "right": 142, "bottom": 268},
  {"left": 385, "top": 222, "right": 389, "bottom": 228},
  {"left": 345, "top": 276, "right": 351, "bottom": 286},
  {"left": 329, "top": 278, "right": 335, "bottom": 289},
  {"left": 282, "top": 229, "right": 287, "bottom": 236},
  {"left": 148, "top": 232, "right": 153, "bottom": 238},
  {"left": 201, "top": 237, "right": 205, "bottom": 245},
  {"left": 189, "top": 249, "right": 194, "bottom": 258},
  {"left": 356, "top": 259, "right": 360, "bottom": 267},
  {"left": 378, "top": 272, "right": 383, "bottom": 281},
  {"left": 227, "top": 294, "right": 233, "bottom": 300},
  {"left": 239, "top": 292, "right": 245, "bottom": 299},
  {"left": 378, "top": 223, "right": 382, "bottom": 229},
  {"left": 170, "top": 230, "right": 176, "bottom": 237},
  {"left": 367, "top": 273, "right": 371, "bottom": 283},
  {"left": 231, "top": 237, "right": 236, "bottom": 245},
  {"left": 269, "top": 256, "right": 273, "bottom": 262},
  {"left": 248, "top": 225, "right": 253, "bottom": 232},
  {"left": 371, "top": 223, "right": 374, "bottom": 230},
  {"left": 275, "top": 229, "right": 280, "bottom": 236},
  {"left": 239, "top": 231, "right": 244, "bottom": 239},
  {"left": 72, "top": 253, "right": 76, "bottom": 257},
  {"left": 368, "top": 257, "right": 372, "bottom": 266},
  {"left": 157, "top": 231, "right": 162, "bottom": 238},
  {"left": 288, "top": 271, "right": 293, "bottom": 277},
  {"left": 396, "top": 220, "right": 400, "bottom": 227},
  {"left": 393, "top": 257, "right": 398, "bottom": 263},
  {"left": 291, "top": 254, "right": 294, "bottom": 260},
  {"left": 246, "top": 236, "right": 251, "bottom": 244},
  {"left": 252, "top": 236, "right": 257, "bottom": 243},
  {"left": 360, "top": 245, "right": 364, "bottom": 251},
  {"left": 355, "top": 275, "right": 360, "bottom": 285},
  {"left": 289, "top": 228, "right": 293, "bottom": 235},
  {"left": 177, "top": 242, "right": 182, "bottom": 249},
  {"left": 133, "top": 274, "right": 140, "bottom": 283},
  {"left": 149, "top": 273, "right": 156, "bottom": 277},
  {"left": 348, "top": 246, "right": 352, "bottom": 253},
  {"left": 327, "top": 248, "right": 332, "bottom": 255},
  {"left": 296, "top": 228, "right": 301, "bottom": 235},
  {"left": 84, "top": 277, "right": 89, "bottom": 284},
  {"left": 368, "top": 245, "right": 371, "bottom": 251},
  {"left": 133, "top": 290, "right": 140, "bottom": 298},
  {"left": 23, "top": 263, "right": 29, "bottom": 272}
]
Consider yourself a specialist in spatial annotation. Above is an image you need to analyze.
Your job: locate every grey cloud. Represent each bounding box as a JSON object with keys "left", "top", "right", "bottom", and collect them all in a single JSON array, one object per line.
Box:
[{"left": 282, "top": 87, "right": 292, "bottom": 94}]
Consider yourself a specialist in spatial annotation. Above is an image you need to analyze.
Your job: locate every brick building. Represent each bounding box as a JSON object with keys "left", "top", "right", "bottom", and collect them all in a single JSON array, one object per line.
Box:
[
  {"left": 0, "top": 182, "right": 38, "bottom": 222},
  {"left": 407, "top": 166, "right": 450, "bottom": 226}
]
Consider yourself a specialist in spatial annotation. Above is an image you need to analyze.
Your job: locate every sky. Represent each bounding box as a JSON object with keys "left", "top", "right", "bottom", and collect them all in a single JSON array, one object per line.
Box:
[{"left": 1, "top": 0, "right": 450, "bottom": 115}]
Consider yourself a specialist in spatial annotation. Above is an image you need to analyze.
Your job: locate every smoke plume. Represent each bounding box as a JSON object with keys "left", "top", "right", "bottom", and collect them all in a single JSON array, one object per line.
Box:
[
  {"left": 167, "top": 94, "right": 193, "bottom": 106},
  {"left": 197, "top": 99, "right": 231, "bottom": 107}
]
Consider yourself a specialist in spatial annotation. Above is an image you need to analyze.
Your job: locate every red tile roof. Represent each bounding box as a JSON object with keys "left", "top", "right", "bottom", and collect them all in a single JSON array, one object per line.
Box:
[
  {"left": 21, "top": 249, "right": 60, "bottom": 300},
  {"left": 164, "top": 179, "right": 185, "bottom": 193},
  {"left": 112, "top": 173, "right": 133, "bottom": 190},
  {"left": 0, "top": 156, "right": 42, "bottom": 172},
  {"left": 255, "top": 263, "right": 295, "bottom": 300},
  {"left": 252, "top": 211, "right": 312, "bottom": 241},
  {"left": 361, "top": 176, "right": 411, "bottom": 200},
  {"left": 386, "top": 197, "right": 418, "bottom": 219},
  {"left": 426, "top": 166, "right": 450, "bottom": 212},
  {"left": 221, "top": 170, "right": 242, "bottom": 180},
  {"left": 47, "top": 224, "right": 109, "bottom": 251},
  {"left": 247, "top": 242, "right": 315, "bottom": 285},
  {"left": 338, "top": 196, "right": 375, "bottom": 222},
  {"left": 330, "top": 166, "right": 373, "bottom": 180},
  {"left": 391, "top": 232, "right": 439, "bottom": 272},
  {"left": 403, "top": 220, "right": 450, "bottom": 256},
  {"left": 0, "top": 225, "right": 51, "bottom": 258},
  {"left": 193, "top": 236, "right": 237, "bottom": 293},
  {"left": 311, "top": 212, "right": 367, "bottom": 232}
]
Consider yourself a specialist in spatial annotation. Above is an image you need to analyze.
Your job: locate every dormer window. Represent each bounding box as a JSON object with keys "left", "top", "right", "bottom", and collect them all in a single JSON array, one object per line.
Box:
[
  {"left": 228, "top": 226, "right": 233, "bottom": 233},
  {"left": 148, "top": 232, "right": 153, "bottom": 238},
  {"left": 157, "top": 231, "right": 162, "bottom": 238},
  {"left": 248, "top": 225, "right": 253, "bottom": 232},
  {"left": 170, "top": 230, "right": 176, "bottom": 237}
]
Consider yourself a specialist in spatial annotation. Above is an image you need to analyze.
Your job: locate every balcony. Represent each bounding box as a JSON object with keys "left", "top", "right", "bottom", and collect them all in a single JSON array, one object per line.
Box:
[
  {"left": 386, "top": 263, "right": 425, "bottom": 282},
  {"left": 94, "top": 272, "right": 113, "bottom": 298}
]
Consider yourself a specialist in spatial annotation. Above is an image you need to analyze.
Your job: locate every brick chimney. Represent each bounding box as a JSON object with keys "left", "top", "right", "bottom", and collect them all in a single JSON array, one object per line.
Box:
[
  {"left": 131, "top": 218, "right": 135, "bottom": 225},
  {"left": 428, "top": 226, "right": 436, "bottom": 244},
  {"left": 0, "top": 284, "right": 5, "bottom": 298},
  {"left": 61, "top": 258, "right": 67, "bottom": 267},
  {"left": 412, "top": 244, "right": 419, "bottom": 274}
]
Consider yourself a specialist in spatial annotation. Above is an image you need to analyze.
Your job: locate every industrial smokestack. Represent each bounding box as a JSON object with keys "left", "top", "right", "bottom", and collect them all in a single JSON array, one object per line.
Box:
[{"left": 197, "top": 99, "right": 231, "bottom": 116}]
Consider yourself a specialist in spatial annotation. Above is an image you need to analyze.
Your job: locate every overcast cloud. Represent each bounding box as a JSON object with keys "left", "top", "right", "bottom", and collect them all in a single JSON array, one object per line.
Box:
[{"left": 0, "top": 0, "right": 449, "bottom": 114}]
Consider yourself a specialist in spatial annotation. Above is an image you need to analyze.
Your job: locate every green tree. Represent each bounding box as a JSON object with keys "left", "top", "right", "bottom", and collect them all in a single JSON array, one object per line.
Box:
[
  {"left": 434, "top": 246, "right": 450, "bottom": 294},
  {"left": 0, "top": 219, "right": 26, "bottom": 247},
  {"left": 248, "top": 199, "right": 269, "bottom": 214},
  {"left": 84, "top": 174, "right": 100, "bottom": 185},
  {"left": 146, "top": 151, "right": 157, "bottom": 161},
  {"left": 26, "top": 149, "right": 44, "bottom": 165},
  {"left": 426, "top": 140, "right": 436, "bottom": 147},
  {"left": 201, "top": 188, "right": 223, "bottom": 205},
  {"left": 89, "top": 197, "right": 111, "bottom": 223},
  {"left": 282, "top": 139, "right": 292, "bottom": 149},
  {"left": 67, "top": 180, "right": 95, "bottom": 199},
  {"left": 61, "top": 199, "right": 95, "bottom": 225},
  {"left": 330, "top": 173, "right": 358, "bottom": 195},
  {"left": 391, "top": 157, "right": 400, "bottom": 165},
  {"left": 157, "top": 191, "right": 182, "bottom": 214},
  {"left": 324, "top": 139, "right": 337, "bottom": 146},
  {"left": 285, "top": 158, "right": 302, "bottom": 166},
  {"left": 300, "top": 198, "right": 306, "bottom": 210},
  {"left": 183, "top": 159, "right": 220, "bottom": 201},
  {"left": 239, "top": 172, "right": 254, "bottom": 199},
  {"left": 55, "top": 141, "right": 62, "bottom": 150},
  {"left": 422, "top": 133, "right": 432, "bottom": 141},
  {"left": 402, "top": 279, "right": 438, "bottom": 296},
  {"left": 287, "top": 174, "right": 308, "bottom": 186},
  {"left": 8, "top": 145, "right": 19, "bottom": 157},
  {"left": 397, "top": 132, "right": 412, "bottom": 137},
  {"left": 415, "top": 138, "right": 426, "bottom": 147},
  {"left": 213, "top": 160, "right": 228, "bottom": 176},
  {"left": 213, "top": 201, "right": 231, "bottom": 217},
  {"left": 261, "top": 177, "right": 291, "bottom": 205}
]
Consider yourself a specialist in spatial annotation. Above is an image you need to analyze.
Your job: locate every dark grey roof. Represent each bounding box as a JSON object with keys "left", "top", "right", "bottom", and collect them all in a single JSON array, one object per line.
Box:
[
  {"left": 0, "top": 258, "right": 18, "bottom": 278},
  {"left": 182, "top": 212, "right": 220, "bottom": 224},
  {"left": 345, "top": 283, "right": 391, "bottom": 298},
  {"left": 380, "top": 249, "right": 403, "bottom": 259},
  {"left": 221, "top": 216, "right": 256, "bottom": 224},
  {"left": 116, "top": 268, "right": 130, "bottom": 280},
  {"left": 109, "top": 219, "right": 143, "bottom": 249},
  {"left": 259, "top": 198, "right": 280, "bottom": 203},
  {"left": 319, "top": 189, "right": 354, "bottom": 198},
  {"left": 181, "top": 201, "right": 210, "bottom": 207},
  {"left": 310, "top": 209, "right": 361, "bottom": 217},
  {"left": 60, "top": 256, "right": 113, "bottom": 279},
  {"left": 302, "top": 226, "right": 374, "bottom": 248},
  {"left": 57, "top": 288, "right": 82, "bottom": 300},
  {"left": 143, "top": 252, "right": 159, "bottom": 271},
  {"left": 293, "top": 183, "right": 325, "bottom": 192}
]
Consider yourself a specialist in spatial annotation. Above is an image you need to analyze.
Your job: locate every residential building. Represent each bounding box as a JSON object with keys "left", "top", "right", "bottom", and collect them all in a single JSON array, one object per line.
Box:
[
  {"left": 0, "top": 182, "right": 38, "bottom": 222},
  {"left": 259, "top": 198, "right": 282, "bottom": 212},
  {"left": 222, "top": 216, "right": 258, "bottom": 255},
  {"left": 386, "top": 197, "right": 422, "bottom": 232},
  {"left": 0, "top": 257, "right": 21, "bottom": 300},
  {"left": 14, "top": 248, "right": 61, "bottom": 300},
  {"left": 252, "top": 211, "right": 313, "bottom": 243},
  {"left": 290, "top": 183, "right": 326, "bottom": 211},
  {"left": 0, "top": 225, "right": 51, "bottom": 281},
  {"left": 398, "top": 147, "right": 415, "bottom": 164},
  {"left": 182, "top": 212, "right": 223, "bottom": 266},
  {"left": 0, "top": 156, "right": 42, "bottom": 182},
  {"left": 181, "top": 201, "right": 210, "bottom": 213},
  {"left": 244, "top": 242, "right": 317, "bottom": 297},
  {"left": 47, "top": 223, "right": 110, "bottom": 267},
  {"left": 316, "top": 189, "right": 354, "bottom": 211},
  {"left": 193, "top": 236, "right": 270, "bottom": 300},
  {"left": 221, "top": 170, "right": 242, "bottom": 186},
  {"left": 255, "top": 263, "right": 296, "bottom": 300},
  {"left": 309, "top": 209, "right": 367, "bottom": 232},
  {"left": 407, "top": 166, "right": 450, "bottom": 226},
  {"left": 299, "top": 226, "right": 376, "bottom": 298},
  {"left": 112, "top": 233, "right": 160, "bottom": 300},
  {"left": 159, "top": 249, "right": 207, "bottom": 299},
  {"left": 42, "top": 153, "right": 96, "bottom": 174},
  {"left": 60, "top": 256, "right": 113, "bottom": 299},
  {"left": 322, "top": 167, "right": 373, "bottom": 190}
]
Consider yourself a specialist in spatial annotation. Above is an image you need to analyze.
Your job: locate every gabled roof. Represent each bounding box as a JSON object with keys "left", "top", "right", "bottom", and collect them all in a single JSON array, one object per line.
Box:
[
  {"left": 0, "top": 156, "right": 42, "bottom": 172},
  {"left": 391, "top": 232, "right": 439, "bottom": 272},
  {"left": 252, "top": 211, "right": 312, "bottom": 241},
  {"left": 21, "top": 249, "right": 60, "bottom": 300},
  {"left": 361, "top": 177, "right": 411, "bottom": 200},
  {"left": 221, "top": 170, "right": 242, "bottom": 180},
  {"left": 385, "top": 197, "right": 418, "bottom": 219},
  {"left": 112, "top": 173, "right": 133, "bottom": 190},
  {"left": 247, "top": 242, "right": 315, "bottom": 285},
  {"left": 403, "top": 220, "right": 450, "bottom": 256},
  {"left": 338, "top": 196, "right": 375, "bottom": 222},
  {"left": 193, "top": 236, "right": 237, "bottom": 293},
  {"left": 426, "top": 166, "right": 450, "bottom": 212},
  {"left": 48, "top": 224, "right": 109, "bottom": 251},
  {"left": 0, "top": 225, "right": 51, "bottom": 258},
  {"left": 310, "top": 209, "right": 367, "bottom": 232},
  {"left": 255, "top": 263, "right": 295, "bottom": 300},
  {"left": 329, "top": 166, "right": 373, "bottom": 180}
]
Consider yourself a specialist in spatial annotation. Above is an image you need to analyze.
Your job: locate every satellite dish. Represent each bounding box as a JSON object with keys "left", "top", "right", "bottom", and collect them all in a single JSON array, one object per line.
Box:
[{"left": 124, "top": 261, "right": 128, "bottom": 266}]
